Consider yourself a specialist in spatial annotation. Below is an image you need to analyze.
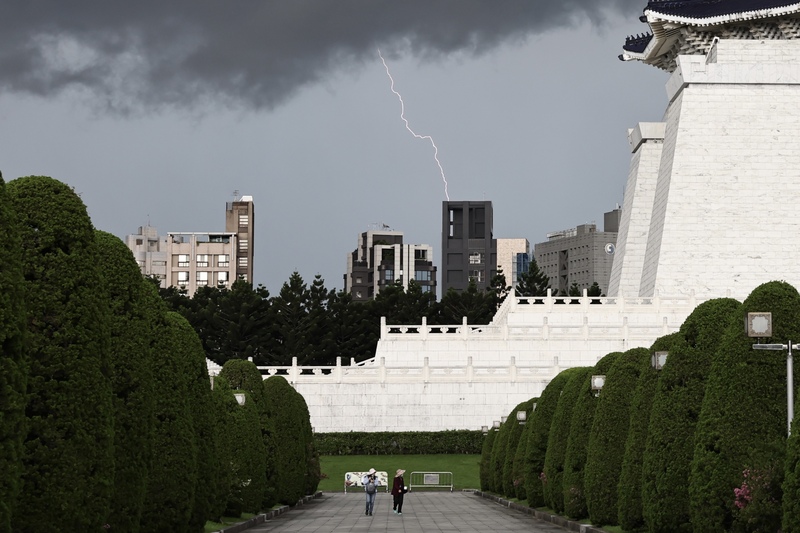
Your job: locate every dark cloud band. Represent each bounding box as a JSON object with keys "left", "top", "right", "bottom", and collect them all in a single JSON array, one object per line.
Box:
[{"left": 0, "top": 1, "right": 642, "bottom": 111}]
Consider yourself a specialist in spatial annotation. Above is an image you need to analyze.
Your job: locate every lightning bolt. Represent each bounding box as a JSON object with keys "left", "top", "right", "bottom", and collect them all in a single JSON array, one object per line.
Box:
[{"left": 378, "top": 49, "right": 450, "bottom": 201}]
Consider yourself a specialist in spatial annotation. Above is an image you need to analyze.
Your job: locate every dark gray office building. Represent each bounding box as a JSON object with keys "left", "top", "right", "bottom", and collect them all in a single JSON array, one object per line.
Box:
[{"left": 441, "top": 201, "right": 497, "bottom": 293}]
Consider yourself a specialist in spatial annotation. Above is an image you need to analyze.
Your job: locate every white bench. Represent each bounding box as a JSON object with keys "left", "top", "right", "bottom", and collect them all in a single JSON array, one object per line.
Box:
[{"left": 343, "top": 471, "right": 389, "bottom": 493}]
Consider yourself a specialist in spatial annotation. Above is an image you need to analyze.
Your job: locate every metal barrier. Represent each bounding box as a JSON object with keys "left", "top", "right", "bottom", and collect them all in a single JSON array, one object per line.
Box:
[{"left": 408, "top": 471, "right": 454, "bottom": 492}]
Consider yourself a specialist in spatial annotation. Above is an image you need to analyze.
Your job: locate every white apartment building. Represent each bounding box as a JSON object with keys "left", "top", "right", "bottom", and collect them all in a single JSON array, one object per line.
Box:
[{"left": 125, "top": 195, "right": 254, "bottom": 293}]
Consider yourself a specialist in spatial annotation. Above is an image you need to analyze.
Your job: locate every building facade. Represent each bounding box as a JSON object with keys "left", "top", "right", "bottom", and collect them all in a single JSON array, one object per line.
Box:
[
  {"left": 125, "top": 195, "right": 254, "bottom": 293},
  {"left": 534, "top": 209, "right": 620, "bottom": 296},
  {"left": 344, "top": 227, "right": 437, "bottom": 301},
  {"left": 441, "top": 200, "right": 497, "bottom": 293},
  {"left": 496, "top": 238, "right": 530, "bottom": 286},
  {"left": 210, "top": 4, "right": 800, "bottom": 433}
]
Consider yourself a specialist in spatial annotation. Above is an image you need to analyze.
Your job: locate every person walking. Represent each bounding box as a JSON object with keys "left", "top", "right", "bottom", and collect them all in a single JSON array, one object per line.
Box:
[
  {"left": 362, "top": 468, "right": 380, "bottom": 516},
  {"left": 391, "top": 468, "right": 407, "bottom": 515}
]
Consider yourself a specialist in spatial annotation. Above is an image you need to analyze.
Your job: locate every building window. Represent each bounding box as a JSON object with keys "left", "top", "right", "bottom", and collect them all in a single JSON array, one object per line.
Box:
[
  {"left": 218, "top": 254, "right": 229, "bottom": 267},
  {"left": 217, "top": 271, "right": 229, "bottom": 285},
  {"left": 178, "top": 254, "right": 190, "bottom": 267},
  {"left": 152, "top": 260, "right": 166, "bottom": 266},
  {"left": 136, "top": 238, "right": 143, "bottom": 245},
  {"left": 469, "top": 270, "right": 484, "bottom": 283},
  {"left": 421, "top": 285, "right": 432, "bottom": 293},
  {"left": 415, "top": 270, "right": 431, "bottom": 282},
  {"left": 355, "top": 277, "right": 363, "bottom": 284},
  {"left": 414, "top": 249, "right": 427, "bottom": 261},
  {"left": 469, "top": 252, "right": 484, "bottom": 265},
  {"left": 196, "top": 254, "right": 209, "bottom": 267},
  {"left": 177, "top": 271, "right": 189, "bottom": 285},
  {"left": 384, "top": 269, "right": 394, "bottom": 281},
  {"left": 137, "top": 260, "right": 145, "bottom": 267},
  {"left": 238, "top": 214, "right": 248, "bottom": 226},
  {"left": 197, "top": 271, "right": 209, "bottom": 286},
  {"left": 355, "top": 291, "right": 362, "bottom": 299},
  {"left": 238, "top": 257, "right": 248, "bottom": 268},
  {"left": 239, "top": 239, "right": 248, "bottom": 252}
]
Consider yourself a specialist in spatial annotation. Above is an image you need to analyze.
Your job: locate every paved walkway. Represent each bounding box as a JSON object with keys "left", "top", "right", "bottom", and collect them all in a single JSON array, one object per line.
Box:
[{"left": 242, "top": 491, "right": 572, "bottom": 532}]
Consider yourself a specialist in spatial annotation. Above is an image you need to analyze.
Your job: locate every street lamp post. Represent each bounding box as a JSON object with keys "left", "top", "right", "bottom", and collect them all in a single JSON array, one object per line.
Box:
[
  {"left": 752, "top": 341, "right": 795, "bottom": 437},
  {"left": 748, "top": 311, "right": 794, "bottom": 437}
]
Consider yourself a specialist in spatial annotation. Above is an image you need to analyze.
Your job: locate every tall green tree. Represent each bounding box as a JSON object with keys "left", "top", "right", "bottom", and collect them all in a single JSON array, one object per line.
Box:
[
  {"left": 617, "top": 333, "right": 679, "bottom": 532},
  {"left": 192, "top": 281, "right": 272, "bottom": 365},
  {"left": 186, "top": 332, "right": 221, "bottom": 533},
  {"left": 220, "top": 359, "right": 277, "bottom": 508},
  {"left": 515, "top": 258, "right": 551, "bottom": 297},
  {"left": 270, "top": 272, "right": 311, "bottom": 364},
  {"left": 96, "top": 231, "right": 158, "bottom": 533},
  {"left": 690, "top": 282, "right": 800, "bottom": 533},
  {"left": 140, "top": 312, "right": 200, "bottom": 533},
  {"left": 641, "top": 298, "right": 740, "bottom": 533},
  {"left": 542, "top": 366, "right": 593, "bottom": 513},
  {"left": 8, "top": 176, "right": 114, "bottom": 533},
  {"left": 562, "top": 352, "right": 621, "bottom": 520},
  {"left": 437, "top": 279, "right": 494, "bottom": 324},
  {"left": 0, "top": 174, "right": 26, "bottom": 533},
  {"left": 523, "top": 367, "right": 582, "bottom": 507},
  {"left": 264, "top": 375, "right": 308, "bottom": 504},
  {"left": 502, "top": 399, "right": 536, "bottom": 497},
  {"left": 480, "top": 428, "right": 498, "bottom": 492},
  {"left": 585, "top": 348, "right": 648, "bottom": 526}
]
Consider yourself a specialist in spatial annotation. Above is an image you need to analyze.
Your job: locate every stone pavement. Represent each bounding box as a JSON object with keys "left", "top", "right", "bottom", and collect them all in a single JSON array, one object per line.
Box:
[{"left": 236, "top": 491, "right": 587, "bottom": 533}]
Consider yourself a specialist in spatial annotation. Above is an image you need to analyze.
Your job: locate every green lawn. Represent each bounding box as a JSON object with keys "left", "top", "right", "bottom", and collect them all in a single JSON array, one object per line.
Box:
[{"left": 318, "top": 454, "right": 481, "bottom": 492}]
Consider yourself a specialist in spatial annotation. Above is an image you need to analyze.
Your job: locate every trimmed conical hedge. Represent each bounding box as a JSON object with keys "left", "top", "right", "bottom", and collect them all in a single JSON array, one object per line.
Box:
[
  {"left": 0, "top": 174, "right": 26, "bottom": 533},
  {"left": 543, "top": 366, "right": 593, "bottom": 513},
  {"left": 95, "top": 231, "right": 159, "bottom": 533},
  {"left": 264, "top": 375, "right": 309, "bottom": 504},
  {"left": 617, "top": 333, "right": 680, "bottom": 531},
  {"left": 221, "top": 359, "right": 278, "bottom": 508},
  {"left": 503, "top": 399, "right": 537, "bottom": 497},
  {"left": 690, "top": 282, "right": 800, "bottom": 532},
  {"left": 8, "top": 176, "right": 114, "bottom": 533},
  {"left": 562, "top": 352, "right": 621, "bottom": 520},
  {"left": 585, "top": 347, "right": 648, "bottom": 526},
  {"left": 480, "top": 426, "right": 498, "bottom": 492},
  {"left": 524, "top": 368, "right": 582, "bottom": 507},
  {"left": 641, "top": 298, "right": 740, "bottom": 533},
  {"left": 140, "top": 312, "right": 201, "bottom": 532}
]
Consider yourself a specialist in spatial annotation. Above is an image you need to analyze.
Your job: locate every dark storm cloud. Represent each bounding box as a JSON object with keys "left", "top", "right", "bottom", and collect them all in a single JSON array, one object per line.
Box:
[{"left": 0, "top": 1, "right": 644, "bottom": 111}]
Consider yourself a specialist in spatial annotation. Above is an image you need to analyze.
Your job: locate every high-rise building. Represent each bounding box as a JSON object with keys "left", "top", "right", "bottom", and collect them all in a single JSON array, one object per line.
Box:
[
  {"left": 225, "top": 196, "right": 255, "bottom": 283},
  {"left": 344, "top": 226, "right": 436, "bottom": 301},
  {"left": 496, "top": 238, "right": 530, "bottom": 286},
  {"left": 534, "top": 208, "right": 620, "bottom": 296},
  {"left": 441, "top": 201, "right": 497, "bottom": 293},
  {"left": 125, "top": 195, "right": 254, "bottom": 293}
]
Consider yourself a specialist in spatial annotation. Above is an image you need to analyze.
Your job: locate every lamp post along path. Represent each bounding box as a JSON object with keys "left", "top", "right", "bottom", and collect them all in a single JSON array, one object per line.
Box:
[{"left": 752, "top": 341, "right": 794, "bottom": 437}]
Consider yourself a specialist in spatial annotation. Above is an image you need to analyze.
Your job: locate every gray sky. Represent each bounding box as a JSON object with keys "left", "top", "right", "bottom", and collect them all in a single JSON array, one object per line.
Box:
[{"left": 0, "top": 1, "right": 668, "bottom": 296}]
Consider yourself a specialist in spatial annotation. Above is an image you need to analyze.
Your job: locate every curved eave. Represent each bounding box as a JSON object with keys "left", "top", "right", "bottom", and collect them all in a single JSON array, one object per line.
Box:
[
  {"left": 646, "top": 2, "right": 800, "bottom": 26},
  {"left": 623, "top": 2, "right": 800, "bottom": 65}
]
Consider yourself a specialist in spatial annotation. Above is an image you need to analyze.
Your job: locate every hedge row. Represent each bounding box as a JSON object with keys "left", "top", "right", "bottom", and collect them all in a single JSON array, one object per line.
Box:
[
  {"left": 479, "top": 285, "right": 800, "bottom": 532},
  {"left": 315, "top": 430, "right": 483, "bottom": 455}
]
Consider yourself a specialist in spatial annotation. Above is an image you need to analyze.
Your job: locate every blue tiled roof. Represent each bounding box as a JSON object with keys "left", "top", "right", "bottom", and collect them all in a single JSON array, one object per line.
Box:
[
  {"left": 646, "top": 0, "right": 799, "bottom": 18},
  {"left": 623, "top": 33, "right": 654, "bottom": 53}
]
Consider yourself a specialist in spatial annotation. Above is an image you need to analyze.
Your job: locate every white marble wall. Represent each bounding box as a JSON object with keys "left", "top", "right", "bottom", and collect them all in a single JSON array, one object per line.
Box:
[
  {"left": 608, "top": 123, "right": 665, "bottom": 297},
  {"left": 641, "top": 40, "right": 800, "bottom": 300}
]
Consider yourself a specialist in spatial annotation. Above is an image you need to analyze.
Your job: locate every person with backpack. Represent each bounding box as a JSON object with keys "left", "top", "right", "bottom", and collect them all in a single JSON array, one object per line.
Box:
[
  {"left": 362, "top": 468, "right": 380, "bottom": 516},
  {"left": 391, "top": 468, "right": 408, "bottom": 515}
]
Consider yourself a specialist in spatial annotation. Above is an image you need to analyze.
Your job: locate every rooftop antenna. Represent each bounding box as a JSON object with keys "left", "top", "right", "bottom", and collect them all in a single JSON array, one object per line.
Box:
[{"left": 232, "top": 189, "right": 239, "bottom": 202}]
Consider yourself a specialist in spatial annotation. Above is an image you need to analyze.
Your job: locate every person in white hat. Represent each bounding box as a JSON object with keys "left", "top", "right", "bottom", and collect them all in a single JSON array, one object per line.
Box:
[
  {"left": 361, "top": 468, "right": 380, "bottom": 516},
  {"left": 391, "top": 468, "right": 407, "bottom": 515}
]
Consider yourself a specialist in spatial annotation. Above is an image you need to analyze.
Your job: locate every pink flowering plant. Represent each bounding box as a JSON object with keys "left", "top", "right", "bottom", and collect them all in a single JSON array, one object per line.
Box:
[{"left": 731, "top": 464, "right": 782, "bottom": 533}]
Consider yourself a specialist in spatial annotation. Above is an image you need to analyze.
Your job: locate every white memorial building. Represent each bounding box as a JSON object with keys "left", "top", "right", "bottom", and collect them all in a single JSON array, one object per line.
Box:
[{"left": 210, "top": 0, "right": 800, "bottom": 433}]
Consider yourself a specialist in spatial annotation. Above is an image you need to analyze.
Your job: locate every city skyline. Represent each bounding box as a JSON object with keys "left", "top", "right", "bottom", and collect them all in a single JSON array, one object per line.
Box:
[{"left": 0, "top": 2, "right": 668, "bottom": 295}]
